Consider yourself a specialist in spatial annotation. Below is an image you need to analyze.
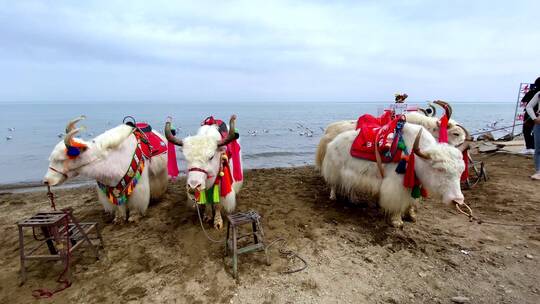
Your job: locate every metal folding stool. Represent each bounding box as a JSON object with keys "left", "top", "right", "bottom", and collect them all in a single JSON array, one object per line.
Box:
[{"left": 17, "top": 208, "right": 103, "bottom": 284}]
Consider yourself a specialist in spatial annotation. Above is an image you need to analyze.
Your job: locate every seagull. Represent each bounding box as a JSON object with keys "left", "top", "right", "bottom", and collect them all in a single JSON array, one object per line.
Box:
[
  {"left": 6, "top": 135, "right": 13, "bottom": 140},
  {"left": 57, "top": 133, "right": 64, "bottom": 138},
  {"left": 8, "top": 127, "right": 15, "bottom": 131}
]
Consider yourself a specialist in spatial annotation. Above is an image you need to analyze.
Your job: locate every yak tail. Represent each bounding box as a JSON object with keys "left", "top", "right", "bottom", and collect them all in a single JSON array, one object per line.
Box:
[{"left": 315, "top": 135, "right": 332, "bottom": 170}]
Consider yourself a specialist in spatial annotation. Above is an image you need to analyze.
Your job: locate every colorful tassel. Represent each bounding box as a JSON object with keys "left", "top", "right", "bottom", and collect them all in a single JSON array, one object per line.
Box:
[
  {"left": 439, "top": 115, "right": 449, "bottom": 143},
  {"left": 420, "top": 187, "right": 428, "bottom": 198},
  {"left": 397, "top": 137, "right": 406, "bottom": 151},
  {"left": 411, "top": 185, "right": 421, "bottom": 198},
  {"left": 403, "top": 152, "right": 416, "bottom": 188},
  {"left": 198, "top": 190, "right": 207, "bottom": 204},
  {"left": 395, "top": 158, "right": 407, "bottom": 174},
  {"left": 220, "top": 164, "right": 233, "bottom": 197},
  {"left": 460, "top": 150, "right": 469, "bottom": 182},
  {"left": 213, "top": 185, "right": 220, "bottom": 203}
]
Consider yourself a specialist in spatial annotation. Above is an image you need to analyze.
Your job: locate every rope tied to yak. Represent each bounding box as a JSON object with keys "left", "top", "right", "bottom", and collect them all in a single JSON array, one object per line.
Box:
[{"left": 454, "top": 202, "right": 540, "bottom": 227}]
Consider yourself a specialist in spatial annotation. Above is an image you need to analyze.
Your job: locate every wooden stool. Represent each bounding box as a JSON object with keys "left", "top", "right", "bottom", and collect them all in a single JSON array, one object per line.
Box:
[
  {"left": 225, "top": 210, "right": 270, "bottom": 279},
  {"left": 17, "top": 208, "right": 103, "bottom": 284}
]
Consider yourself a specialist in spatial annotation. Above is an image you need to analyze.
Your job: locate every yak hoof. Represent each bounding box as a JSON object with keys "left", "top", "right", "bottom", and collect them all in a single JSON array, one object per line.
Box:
[
  {"left": 128, "top": 213, "right": 141, "bottom": 223},
  {"left": 203, "top": 206, "right": 213, "bottom": 223},
  {"left": 388, "top": 215, "right": 404, "bottom": 228},
  {"left": 113, "top": 215, "right": 126, "bottom": 225},
  {"left": 404, "top": 205, "right": 417, "bottom": 222},
  {"left": 329, "top": 189, "right": 336, "bottom": 200},
  {"left": 214, "top": 215, "right": 223, "bottom": 230}
]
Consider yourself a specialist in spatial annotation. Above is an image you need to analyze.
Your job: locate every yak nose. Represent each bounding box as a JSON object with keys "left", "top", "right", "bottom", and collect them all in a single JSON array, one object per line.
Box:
[
  {"left": 43, "top": 180, "right": 49, "bottom": 185},
  {"left": 187, "top": 179, "right": 201, "bottom": 190},
  {"left": 452, "top": 199, "right": 464, "bottom": 206}
]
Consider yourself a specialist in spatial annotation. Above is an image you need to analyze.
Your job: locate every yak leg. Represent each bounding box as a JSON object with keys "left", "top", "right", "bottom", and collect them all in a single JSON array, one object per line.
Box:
[
  {"left": 404, "top": 202, "right": 418, "bottom": 222},
  {"left": 203, "top": 204, "right": 213, "bottom": 223},
  {"left": 329, "top": 187, "right": 336, "bottom": 200},
  {"left": 388, "top": 214, "right": 404, "bottom": 228},
  {"left": 379, "top": 175, "right": 413, "bottom": 228},
  {"left": 214, "top": 203, "right": 224, "bottom": 230},
  {"left": 113, "top": 205, "right": 128, "bottom": 224}
]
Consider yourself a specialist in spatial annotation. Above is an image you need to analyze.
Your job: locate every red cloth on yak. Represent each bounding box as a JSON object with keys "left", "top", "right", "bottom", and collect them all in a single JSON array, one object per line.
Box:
[
  {"left": 135, "top": 123, "right": 167, "bottom": 158},
  {"left": 350, "top": 112, "right": 401, "bottom": 162},
  {"left": 167, "top": 142, "right": 179, "bottom": 180},
  {"left": 438, "top": 115, "right": 449, "bottom": 143},
  {"left": 201, "top": 117, "right": 243, "bottom": 183},
  {"left": 460, "top": 150, "right": 469, "bottom": 182}
]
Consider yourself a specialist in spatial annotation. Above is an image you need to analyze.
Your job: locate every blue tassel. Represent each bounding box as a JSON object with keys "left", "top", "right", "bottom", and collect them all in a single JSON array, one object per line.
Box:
[
  {"left": 395, "top": 159, "right": 407, "bottom": 174},
  {"left": 66, "top": 146, "right": 81, "bottom": 157}
]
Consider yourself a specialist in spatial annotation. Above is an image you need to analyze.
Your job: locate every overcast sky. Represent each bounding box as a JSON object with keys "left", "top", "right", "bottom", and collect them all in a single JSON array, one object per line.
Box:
[{"left": 0, "top": 0, "right": 538, "bottom": 103}]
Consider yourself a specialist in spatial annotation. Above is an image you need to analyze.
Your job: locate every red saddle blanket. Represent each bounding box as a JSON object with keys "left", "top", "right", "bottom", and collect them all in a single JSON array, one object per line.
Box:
[
  {"left": 350, "top": 111, "right": 401, "bottom": 162},
  {"left": 135, "top": 123, "right": 167, "bottom": 158}
]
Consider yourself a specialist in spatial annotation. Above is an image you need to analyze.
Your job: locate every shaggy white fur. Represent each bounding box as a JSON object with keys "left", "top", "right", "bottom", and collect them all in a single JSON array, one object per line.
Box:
[
  {"left": 315, "top": 113, "right": 468, "bottom": 169},
  {"left": 321, "top": 123, "right": 465, "bottom": 228},
  {"left": 44, "top": 125, "right": 168, "bottom": 223},
  {"left": 179, "top": 123, "right": 243, "bottom": 229}
]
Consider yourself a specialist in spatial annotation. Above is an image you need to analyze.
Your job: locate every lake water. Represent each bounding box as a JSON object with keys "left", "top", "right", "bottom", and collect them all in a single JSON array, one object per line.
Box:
[{"left": 0, "top": 102, "right": 518, "bottom": 185}]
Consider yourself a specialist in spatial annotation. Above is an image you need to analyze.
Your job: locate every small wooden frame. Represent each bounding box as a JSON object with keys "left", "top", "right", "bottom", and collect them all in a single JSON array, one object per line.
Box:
[
  {"left": 225, "top": 211, "right": 270, "bottom": 280},
  {"left": 17, "top": 208, "right": 103, "bottom": 284}
]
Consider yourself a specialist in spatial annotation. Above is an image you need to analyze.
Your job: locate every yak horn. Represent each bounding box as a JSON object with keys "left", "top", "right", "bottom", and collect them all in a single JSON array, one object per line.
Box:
[
  {"left": 456, "top": 124, "right": 472, "bottom": 141},
  {"left": 433, "top": 100, "right": 452, "bottom": 119},
  {"left": 417, "top": 108, "right": 428, "bottom": 116},
  {"left": 218, "top": 115, "right": 237, "bottom": 147},
  {"left": 65, "top": 115, "right": 86, "bottom": 134},
  {"left": 413, "top": 129, "right": 431, "bottom": 160},
  {"left": 164, "top": 122, "right": 183, "bottom": 146},
  {"left": 457, "top": 141, "right": 470, "bottom": 152},
  {"left": 64, "top": 127, "right": 84, "bottom": 148}
]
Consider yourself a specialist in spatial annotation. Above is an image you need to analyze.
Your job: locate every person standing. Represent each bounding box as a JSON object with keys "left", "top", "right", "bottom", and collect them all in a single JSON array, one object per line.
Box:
[
  {"left": 522, "top": 78, "right": 540, "bottom": 154},
  {"left": 525, "top": 87, "right": 540, "bottom": 180}
]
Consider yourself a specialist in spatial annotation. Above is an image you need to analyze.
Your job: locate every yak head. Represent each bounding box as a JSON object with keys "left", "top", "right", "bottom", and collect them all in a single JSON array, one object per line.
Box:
[
  {"left": 165, "top": 115, "right": 236, "bottom": 194},
  {"left": 43, "top": 116, "right": 92, "bottom": 186},
  {"left": 409, "top": 126, "right": 467, "bottom": 206},
  {"left": 44, "top": 116, "right": 133, "bottom": 186},
  {"left": 411, "top": 100, "right": 471, "bottom": 147}
]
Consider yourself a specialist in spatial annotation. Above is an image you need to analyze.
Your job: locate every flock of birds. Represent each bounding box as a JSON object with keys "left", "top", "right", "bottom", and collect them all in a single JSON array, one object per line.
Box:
[
  {"left": 4, "top": 118, "right": 516, "bottom": 142},
  {"left": 6, "top": 127, "right": 14, "bottom": 140},
  {"left": 473, "top": 118, "right": 511, "bottom": 135}
]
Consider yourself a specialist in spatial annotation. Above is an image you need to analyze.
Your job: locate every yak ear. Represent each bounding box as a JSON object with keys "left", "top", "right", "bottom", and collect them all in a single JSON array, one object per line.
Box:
[
  {"left": 218, "top": 146, "right": 227, "bottom": 153},
  {"left": 436, "top": 121, "right": 441, "bottom": 127}
]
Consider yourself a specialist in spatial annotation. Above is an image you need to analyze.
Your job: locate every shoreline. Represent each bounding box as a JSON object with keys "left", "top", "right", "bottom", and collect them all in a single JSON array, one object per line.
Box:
[
  {"left": 0, "top": 165, "right": 314, "bottom": 194},
  {"left": 0, "top": 179, "right": 95, "bottom": 194}
]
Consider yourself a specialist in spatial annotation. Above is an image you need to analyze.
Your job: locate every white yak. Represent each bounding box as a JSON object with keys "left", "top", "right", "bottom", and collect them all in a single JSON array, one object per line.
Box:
[
  {"left": 315, "top": 101, "right": 470, "bottom": 169},
  {"left": 321, "top": 123, "right": 466, "bottom": 228},
  {"left": 165, "top": 115, "right": 243, "bottom": 229},
  {"left": 43, "top": 116, "right": 168, "bottom": 223}
]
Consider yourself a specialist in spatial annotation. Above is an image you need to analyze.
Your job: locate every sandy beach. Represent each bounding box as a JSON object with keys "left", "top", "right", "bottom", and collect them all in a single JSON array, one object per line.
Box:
[{"left": 0, "top": 152, "right": 538, "bottom": 304}]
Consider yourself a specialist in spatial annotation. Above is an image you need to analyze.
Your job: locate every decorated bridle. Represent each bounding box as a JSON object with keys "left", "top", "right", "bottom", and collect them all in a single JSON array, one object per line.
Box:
[
  {"left": 165, "top": 114, "right": 236, "bottom": 190},
  {"left": 48, "top": 165, "right": 68, "bottom": 179},
  {"left": 165, "top": 114, "right": 238, "bottom": 181}
]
